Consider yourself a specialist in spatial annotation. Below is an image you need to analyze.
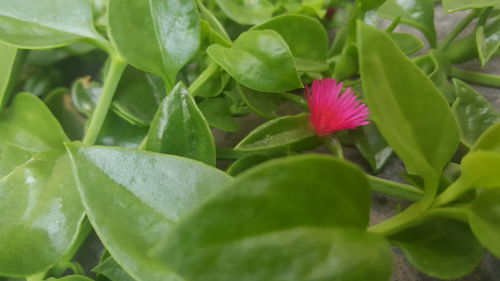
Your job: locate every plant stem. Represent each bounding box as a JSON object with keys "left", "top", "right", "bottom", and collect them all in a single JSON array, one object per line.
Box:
[
  {"left": 82, "top": 57, "right": 127, "bottom": 145},
  {"left": 368, "top": 202, "right": 426, "bottom": 237},
  {"left": 450, "top": 67, "right": 500, "bottom": 88},
  {"left": 323, "top": 135, "right": 343, "bottom": 158},
  {"left": 188, "top": 61, "right": 219, "bottom": 95},
  {"left": 426, "top": 206, "right": 469, "bottom": 223},
  {"left": 440, "top": 9, "right": 480, "bottom": 50},
  {"left": 432, "top": 177, "right": 470, "bottom": 207},
  {"left": 367, "top": 175, "right": 423, "bottom": 202}
]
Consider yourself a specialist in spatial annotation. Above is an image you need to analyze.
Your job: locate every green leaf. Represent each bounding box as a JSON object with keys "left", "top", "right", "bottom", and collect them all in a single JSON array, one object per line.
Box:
[
  {"left": 66, "top": 144, "right": 233, "bottom": 281},
  {"left": 207, "top": 30, "right": 302, "bottom": 93},
  {"left": 235, "top": 113, "right": 319, "bottom": 152},
  {"left": 476, "top": 18, "right": 500, "bottom": 66},
  {"left": 460, "top": 151, "right": 500, "bottom": 188},
  {"left": 391, "top": 219, "right": 484, "bottom": 279},
  {"left": 227, "top": 154, "right": 270, "bottom": 176},
  {"left": 0, "top": 151, "right": 84, "bottom": 276},
  {"left": 350, "top": 123, "right": 393, "bottom": 173},
  {"left": 358, "top": 22, "right": 460, "bottom": 181},
  {"left": 112, "top": 66, "right": 165, "bottom": 127},
  {"left": 389, "top": 32, "right": 424, "bottom": 55},
  {"left": 190, "top": 63, "right": 230, "bottom": 98},
  {"left": 198, "top": 97, "right": 240, "bottom": 132},
  {"left": 198, "top": 0, "right": 231, "bottom": 44},
  {"left": 360, "top": 0, "right": 387, "bottom": 10},
  {"left": 96, "top": 111, "right": 148, "bottom": 149},
  {"left": 146, "top": 82, "right": 215, "bottom": 165},
  {"left": 157, "top": 155, "right": 393, "bottom": 281},
  {"left": 92, "top": 257, "right": 135, "bottom": 281},
  {"left": 45, "top": 88, "right": 86, "bottom": 141},
  {"left": 70, "top": 77, "right": 101, "bottom": 117},
  {"left": 215, "top": 0, "right": 275, "bottom": 25},
  {"left": 469, "top": 189, "right": 500, "bottom": 257},
  {"left": 452, "top": 79, "right": 500, "bottom": 147},
  {"left": 472, "top": 122, "right": 500, "bottom": 153},
  {"left": 0, "top": 42, "right": 20, "bottom": 108},
  {"left": 108, "top": 0, "right": 200, "bottom": 84},
  {"left": 378, "top": 0, "right": 436, "bottom": 46},
  {"left": 251, "top": 15, "right": 328, "bottom": 64},
  {"left": 443, "top": 0, "right": 498, "bottom": 13},
  {"left": 46, "top": 275, "right": 94, "bottom": 281},
  {"left": 238, "top": 84, "right": 282, "bottom": 119},
  {"left": 0, "top": 0, "right": 105, "bottom": 49}
]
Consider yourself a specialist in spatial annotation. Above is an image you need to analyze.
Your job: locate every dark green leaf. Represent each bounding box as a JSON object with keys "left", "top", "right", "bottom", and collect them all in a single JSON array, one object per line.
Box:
[
  {"left": 92, "top": 257, "right": 135, "bottom": 281},
  {"left": 96, "top": 111, "right": 148, "bottom": 149},
  {"left": 146, "top": 82, "right": 215, "bottom": 165},
  {"left": 238, "top": 84, "right": 282, "bottom": 119},
  {"left": 157, "top": 155, "right": 392, "bottom": 281},
  {"left": 207, "top": 30, "right": 302, "bottom": 92},
  {"left": 470, "top": 189, "right": 500, "bottom": 257},
  {"left": 215, "top": 0, "right": 275, "bottom": 25},
  {"left": 108, "top": 0, "right": 200, "bottom": 85},
  {"left": 378, "top": 0, "right": 436, "bottom": 46},
  {"left": 0, "top": 151, "right": 84, "bottom": 276},
  {"left": 235, "top": 113, "right": 319, "bottom": 152},
  {"left": 66, "top": 144, "right": 233, "bottom": 281},
  {"left": 45, "top": 88, "right": 86, "bottom": 141},
  {"left": 70, "top": 77, "right": 101, "bottom": 117},
  {"left": 226, "top": 154, "right": 270, "bottom": 176},
  {"left": 350, "top": 123, "right": 393, "bottom": 173},
  {"left": 391, "top": 219, "right": 484, "bottom": 279},
  {"left": 198, "top": 97, "right": 240, "bottom": 132},
  {"left": 0, "top": 0, "right": 106, "bottom": 49},
  {"left": 452, "top": 79, "right": 499, "bottom": 147}
]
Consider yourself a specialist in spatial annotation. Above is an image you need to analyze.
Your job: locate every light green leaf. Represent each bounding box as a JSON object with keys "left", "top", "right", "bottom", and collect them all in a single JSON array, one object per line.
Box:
[
  {"left": 207, "top": 30, "right": 302, "bottom": 93},
  {"left": 0, "top": 42, "right": 20, "bottom": 108},
  {"left": 469, "top": 189, "right": 500, "bottom": 257},
  {"left": 108, "top": 0, "right": 200, "bottom": 85},
  {"left": 66, "top": 144, "right": 233, "bottom": 281},
  {"left": 215, "top": 0, "right": 275, "bottom": 25},
  {"left": 476, "top": 18, "right": 500, "bottom": 66},
  {"left": 92, "top": 256, "right": 136, "bottom": 281},
  {"left": 146, "top": 82, "right": 215, "bottom": 165},
  {"left": 472, "top": 122, "right": 500, "bottom": 153},
  {"left": 460, "top": 151, "right": 500, "bottom": 188},
  {"left": 443, "top": 0, "right": 498, "bottom": 13}
]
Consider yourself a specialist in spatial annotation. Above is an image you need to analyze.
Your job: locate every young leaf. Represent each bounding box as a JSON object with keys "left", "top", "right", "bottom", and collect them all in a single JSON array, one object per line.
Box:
[
  {"left": 44, "top": 88, "right": 86, "bottom": 141},
  {"left": 460, "top": 151, "right": 500, "bottom": 188},
  {"left": 0, "top": 151, "right": 84, "bottom": 276},
  {"left": 378, "top": 0, "right": 436, "bottom": 46},
  {"left": 358, "top": 22, "right": 460, "bottom": 181},
  {"left": 476, "top": 19, "right": 500, "bottom": 66},
  {"left": 452, "top": 79, "right": 499, "bottom": 147},
  {"left": 443, "top": 0, "right": 498, "bottom": 13},
  {"left": 391, "top": 219, "right": 484, "bottom": 279},
  {"left": 66, "top": 144, "right": 233, "bottom": 281},
  {"left": 469, "top": 189, "right": 500, "bottom": 257},
  {"left": 0, "top": 42, "right": 20, "bottom": 108},
  {"left": 207, "top": 30, "right": 302, "bottom": 93},
  {"left": 146, "top": 82, "right": 216, "bottom": 165},
  {"left": 108, "top": 0, "right": 200, "bottom": 85},
  {"left": 92, "top": 257, "right": 136, "bottom": 281},
  {"left": 0, "top": 0, "right": 105, "bottom": 49},
  {"left": 472, "top": 122, "right": 500, "bottom": 153},
  {"left": 215, "top": 0, "right": 275, "bottom": 25},
  {"left": 96, "top": 111, "right": 148, "bottom": 149},
  {"left": 156, "top": 155, "right": 393, "bottom": 281},
  {"left": 235, "top": 113, "right": 319, "bottom": 152}
]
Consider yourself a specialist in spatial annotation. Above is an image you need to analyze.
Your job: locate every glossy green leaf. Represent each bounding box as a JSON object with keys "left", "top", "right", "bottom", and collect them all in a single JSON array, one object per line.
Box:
[
  {"left": 389, "top": 32, "right": 424, "bottom": 55},
  {"left": 391, "top": 219, "right": 484, "bottom": 279},
  {"left": 251, "top": 15, "right": 328, "bottom": 65},
  {"left": 157, "top": 155, "right": 392, "bottom": 281},
  {"left": 0, "top": 0, "right": 105, "bottom": 49},
  {"left": 0, "top": 42, "right": 19, "bottom": 108},
  {"left": 198, "top": 97, "right": 240, "bottom": 132},
  {"left": 235, "top": 113, "right": 319, "bottom": 152},
  {"left": 108, "top": 0, "right": 200, "bottom": 84},
  {"left": 378, "top": 0, "right": 436, "bottom": 46},
  {"left": 215, "top": 0, "right": 275, "bottom": 25},
  {"left": 190, "top": 63, "right": 230, "bottom": 98},
  {"left": 92, "top": 257, "right": 135, "bottom": 281},
  {"left": 70, "top": 77, "right": 101, "bottom": 117},
  {"left": 460, "top": 151, "right": 500, "bottom": 188},
  {"left": 113, "top": 66, "right": 164, "bottom": 127},
  {"left": 146, "top": 82, "right": 215, "bottom": 165},
  {"left": 443, "top": 0, "right": 498, "bottom": 13},
  {"left": 238, "top": 84, "right": 282, "bottom": 119},
  {"left": 197, "top": 0, "right": 231, "bottom": 44},
  {"left": 67, "top": 144, "right": 233, "bottom": 281},
  {"left": 358, "top": 22, "right": 460, "bottom": 180},
  {"left": 350, "top": 123, "right": 393, "bottom": 173},
  {"left": 452, "top": 80, "right": 499, "bottom": 147},
  {"left": 96, "top": 111, "right": 148, "bottom": 149},
  {"left": 45, "top": 88, "right": 86, "bottom": 141},
  {"left": 207, "top": 30, "right": 302, "bottom": 92},
  {"left": 470, "top": 189, "right": 500, "bottom": 257},
  {"left": 0, "top": 151, "right": 84, "bottom": 276},
  {"left": 472, "top": 122, "right": 500, "bottom": 153},
  {"left": 476, "top": 19, "right": 500, "bottom": 66}
]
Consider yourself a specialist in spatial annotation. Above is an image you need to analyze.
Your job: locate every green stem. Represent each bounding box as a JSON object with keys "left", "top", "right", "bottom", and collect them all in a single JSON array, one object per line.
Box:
[
  {"left": 432, "top": 177, "right": 470, "bottom": 207},
  {"left": 367, "top": 175, "right": 423, "bottom": 202},
  {"left": 26, "top": 272, "right": 45, "bottom": 281},
  {"left": 82, "top": 57, "right": 127, "bottom": 145},
  {"left": 450, "top": 67, "right": 500, "bottom": 88},
  {"left": 278, "top": 92, "right": 308, "bottom": 110},
  {"left": 188, "top": 62, "right": 219, "bottom": 95},
  {"left": 368, "top": 202, "right": 426, "bottom": 237},
  {"left": 385, "top": 16, "right": 401, "bottom": 32},
  {"left": 323, "top": 135, "right": 343, "bottom": 158},
  {"left": 426, "top": 206, "right": 469, "bottom": 223},
  {"left": 439, "top": 9, "right": 480, "bottom": 50}
]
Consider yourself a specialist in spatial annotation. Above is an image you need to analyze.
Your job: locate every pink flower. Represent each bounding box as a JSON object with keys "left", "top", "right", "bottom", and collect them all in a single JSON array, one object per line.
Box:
[{"left": 306, "top": 78, "right": 369, "bottom": 136}]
